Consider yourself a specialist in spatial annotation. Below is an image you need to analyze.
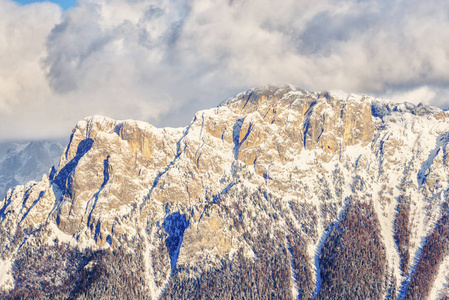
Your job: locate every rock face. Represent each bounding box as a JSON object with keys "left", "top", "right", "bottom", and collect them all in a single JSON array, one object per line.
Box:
[{"left": 1, "top": 85, "right": 449, "bottom": 299}]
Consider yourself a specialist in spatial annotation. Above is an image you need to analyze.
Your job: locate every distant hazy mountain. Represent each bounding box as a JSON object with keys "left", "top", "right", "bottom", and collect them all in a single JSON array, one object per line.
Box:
[
  {"left": 1, "top": 85, "right": 449, "bottom": 299},
  {"left": 0, "top": 140, "right": 64, "bottom": 199}
]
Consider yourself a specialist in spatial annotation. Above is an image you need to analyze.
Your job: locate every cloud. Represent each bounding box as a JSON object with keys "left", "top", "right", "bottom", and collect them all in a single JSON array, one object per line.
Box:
[
  {"left": 1, "top": 0, "right": 449, "bottom": 140},
  {"left": 381, "top": 85, "right": 449, "bottom": 110},
  {"left": 0, "top": 0, "right": 62, "bottom": 139},
  {"left": 0, "top": 0, "right": 60, "bottom": 112}
]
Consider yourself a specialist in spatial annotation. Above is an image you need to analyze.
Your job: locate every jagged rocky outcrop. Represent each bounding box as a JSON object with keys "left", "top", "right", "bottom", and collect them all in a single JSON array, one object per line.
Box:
[{"left": 1, "top": 85, "right": 449, "bottom": 299}]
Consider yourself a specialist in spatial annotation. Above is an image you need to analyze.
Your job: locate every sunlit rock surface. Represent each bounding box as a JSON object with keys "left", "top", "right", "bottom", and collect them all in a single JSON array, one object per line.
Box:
[{"left": 1, "top": 85, "right": 449, "bottom": 299}]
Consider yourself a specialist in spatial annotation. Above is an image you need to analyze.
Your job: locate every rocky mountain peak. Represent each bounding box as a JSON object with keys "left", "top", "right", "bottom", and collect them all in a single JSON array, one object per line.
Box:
[
  {"left": 219, "top": 85, "right": 374, "bottom": 164},
  {"left": 1, "top": 85, "right": 449, "bottom": 299}
]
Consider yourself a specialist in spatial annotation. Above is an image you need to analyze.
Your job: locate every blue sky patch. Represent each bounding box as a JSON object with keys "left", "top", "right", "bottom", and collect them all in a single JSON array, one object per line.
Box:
[{"left": 14, "top": 0, "right": 77, "bottom": 10}]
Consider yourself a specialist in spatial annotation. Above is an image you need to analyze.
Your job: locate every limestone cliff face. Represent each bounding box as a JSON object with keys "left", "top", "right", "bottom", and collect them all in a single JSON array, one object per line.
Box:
[
  {"left": 51, "top": 116, "right": 183, "bottom": 244},
  {"left": 1, "top": 85, "right": 449, "bottom": 299},
  {"left": 222, "top": 87, "right": 374, "bottom": 167}
]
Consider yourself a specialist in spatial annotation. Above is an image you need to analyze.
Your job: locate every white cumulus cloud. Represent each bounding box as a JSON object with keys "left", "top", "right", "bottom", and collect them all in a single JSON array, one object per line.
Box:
[{"left": 1, "top": 0, "right": 449, "bottom": 139}]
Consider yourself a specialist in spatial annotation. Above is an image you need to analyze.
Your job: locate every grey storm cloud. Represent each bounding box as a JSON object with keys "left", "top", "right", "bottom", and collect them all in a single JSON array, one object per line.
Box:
[{"left": 1, "top": 0, "right": 449, "bottom": 140}]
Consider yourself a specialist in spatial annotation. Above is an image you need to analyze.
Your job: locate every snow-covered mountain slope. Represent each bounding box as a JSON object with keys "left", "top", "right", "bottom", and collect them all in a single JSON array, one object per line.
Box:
[
  {"left": 1, "top": 85, "right": 449, "bottom": 299},
  {"left": 0, "top": 141, "right": 64, "bottom": 199}
]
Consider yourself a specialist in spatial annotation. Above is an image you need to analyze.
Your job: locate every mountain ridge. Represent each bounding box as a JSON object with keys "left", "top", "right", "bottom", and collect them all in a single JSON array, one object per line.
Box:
[{"left": 1, "top": 85, "right": 449, "bottom": 299}]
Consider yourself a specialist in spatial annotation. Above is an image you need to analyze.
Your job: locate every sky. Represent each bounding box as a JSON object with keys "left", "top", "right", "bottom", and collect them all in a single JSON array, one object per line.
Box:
[
  {"left": 13, "top": 0, "right": 75, "bottom": 10},
  {"left": 1, "top": 0, "right": 449, "bottom": 140}
]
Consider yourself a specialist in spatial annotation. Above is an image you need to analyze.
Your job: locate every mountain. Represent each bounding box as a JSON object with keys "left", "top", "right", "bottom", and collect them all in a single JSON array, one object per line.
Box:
[
  {"left": 1, "top": 85, "right": 449, "bottom": 299},
  {"left": 0, "top": 141, "right": 64, "bottom": 199}
]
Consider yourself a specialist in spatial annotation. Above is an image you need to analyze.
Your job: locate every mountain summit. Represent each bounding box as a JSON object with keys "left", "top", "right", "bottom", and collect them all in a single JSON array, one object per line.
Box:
[{"left": 1, "top": 85, "right": 449, "bottom": 299}]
